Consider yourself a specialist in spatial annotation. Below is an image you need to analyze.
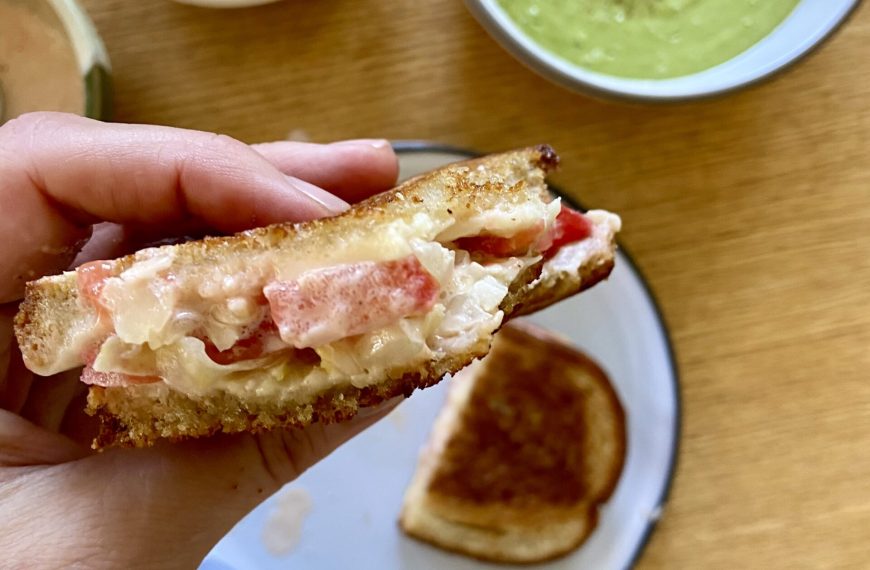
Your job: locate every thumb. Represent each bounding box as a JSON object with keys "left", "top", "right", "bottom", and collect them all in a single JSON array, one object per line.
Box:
[{"left": 71, "top": 400, "right": 399, "bottom": 568}]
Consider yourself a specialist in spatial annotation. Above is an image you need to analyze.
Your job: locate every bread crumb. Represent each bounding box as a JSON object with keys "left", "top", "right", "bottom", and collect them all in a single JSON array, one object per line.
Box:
[
  {"left": 262, "top": 487, "right": 313, "bottom": 556},
  {"left": 388, "top": 406, "right": 406, "bottom": 431}
]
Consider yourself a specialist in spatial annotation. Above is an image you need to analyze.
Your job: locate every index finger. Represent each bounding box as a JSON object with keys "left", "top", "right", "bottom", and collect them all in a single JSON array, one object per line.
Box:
[{"left": 0, "top": 113, "right": 391, "bottom": 302}]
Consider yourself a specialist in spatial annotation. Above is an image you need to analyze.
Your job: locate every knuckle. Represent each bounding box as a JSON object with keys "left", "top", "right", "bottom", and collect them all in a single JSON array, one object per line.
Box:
[
  {"left": 203, "top": 132, "right": 249, "bottom": 155},
  {"left": 0, "top": 112, "right": 59, "bottom": 141},
  {"left": 0, "top": 112, "right": 76, "bottom": 157}
]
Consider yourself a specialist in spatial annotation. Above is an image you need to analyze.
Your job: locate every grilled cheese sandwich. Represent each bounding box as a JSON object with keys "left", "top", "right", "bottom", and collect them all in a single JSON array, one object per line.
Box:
[{"left": 15, "top": 145, "right": 621, "bottom": 448}]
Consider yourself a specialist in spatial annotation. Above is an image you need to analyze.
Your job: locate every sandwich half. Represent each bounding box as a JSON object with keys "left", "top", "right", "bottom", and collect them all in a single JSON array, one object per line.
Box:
[
  {"left": 400, "top": 321, "right": 627, "bottom": 564},
  {"left": 14, "top": 145, "right": 621, "bottom": 448}
]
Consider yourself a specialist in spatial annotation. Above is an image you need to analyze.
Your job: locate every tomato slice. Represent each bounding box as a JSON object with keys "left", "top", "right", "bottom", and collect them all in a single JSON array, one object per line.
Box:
[
  {"left": 264, "top": 255, "right": 440, "bottom": 348},
  {"left": 454, "top": 205, "right": 592, "bottom": 259},
  {"left": 454, "top": 223, "right": 543, "bottom": 258},
  {"left": 544, "top": 205, "right": 593, "bottom": 257},
  {"left": 76, "top": 260, "right": 114, "bottom": 321}
]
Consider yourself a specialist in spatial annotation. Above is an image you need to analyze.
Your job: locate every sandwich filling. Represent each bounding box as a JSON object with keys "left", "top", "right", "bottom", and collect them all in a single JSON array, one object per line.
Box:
[{"left": 67, "top": 201, "right": 595, "bottom": 401}]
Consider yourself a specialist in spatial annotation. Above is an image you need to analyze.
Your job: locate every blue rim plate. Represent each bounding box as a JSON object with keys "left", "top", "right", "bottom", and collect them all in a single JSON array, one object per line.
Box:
[{"left": 203, "top": 143, "right": 681, "bottom": 570}]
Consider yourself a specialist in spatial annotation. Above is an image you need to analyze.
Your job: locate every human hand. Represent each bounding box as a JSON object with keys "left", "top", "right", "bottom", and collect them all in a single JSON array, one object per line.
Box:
[{"left": 0, "top": 113, "right": 400, "bottom": 569}]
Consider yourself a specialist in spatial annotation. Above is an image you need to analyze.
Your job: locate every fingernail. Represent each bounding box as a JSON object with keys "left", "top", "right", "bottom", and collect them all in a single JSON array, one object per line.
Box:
[
  {"left": 285, "top": 176, "right": 349, "bottom": 214},
  {"left": 332, "top": 138, "right": 391, "bottom": 150}
]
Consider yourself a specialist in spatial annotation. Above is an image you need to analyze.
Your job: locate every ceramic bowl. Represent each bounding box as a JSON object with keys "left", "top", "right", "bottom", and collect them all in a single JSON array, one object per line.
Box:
[
  {"left": 465, "top": 0, "right": 861, "bottom": 102},
  {"left": 0, "top": 0, "right": 111, "bottom": 122}
]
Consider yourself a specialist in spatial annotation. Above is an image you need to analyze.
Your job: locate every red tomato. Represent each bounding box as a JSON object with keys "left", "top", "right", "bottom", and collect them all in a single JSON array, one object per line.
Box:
[
  {"left": 454, "top": 224, "right": 543, "bottom": 258},
  {"left": 264, "top": 255, "right": 440, "bottom": 348},
  {"left": 545, "top": 205, "right": 592, "bottom": 256},
  {"left": 76, "top": 260, "right": 114, "bottom": 319}
]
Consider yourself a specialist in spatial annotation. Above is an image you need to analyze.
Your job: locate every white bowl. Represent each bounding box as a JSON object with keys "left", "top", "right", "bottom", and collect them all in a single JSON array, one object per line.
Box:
[{"left": 465, "top": 0, "right": 861, "bottom": 102}]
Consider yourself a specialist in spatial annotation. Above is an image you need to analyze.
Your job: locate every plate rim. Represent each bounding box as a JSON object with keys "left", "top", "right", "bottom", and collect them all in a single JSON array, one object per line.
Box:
[{"left": 392, "top": 140, "right": 683, "bottom": 570}]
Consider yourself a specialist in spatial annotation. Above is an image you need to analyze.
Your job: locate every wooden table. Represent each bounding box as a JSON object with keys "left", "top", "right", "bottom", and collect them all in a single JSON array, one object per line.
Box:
[{"left": 79, "top": 1, "right": 870, "bottom": 567}]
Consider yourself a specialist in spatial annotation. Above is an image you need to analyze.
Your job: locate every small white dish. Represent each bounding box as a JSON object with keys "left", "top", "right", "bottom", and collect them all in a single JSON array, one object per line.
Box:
[
  {"left": 465, "top": 0, "right": 860, "bottom": 102},
  {"left": 202, "top": 144, "right": 681, "bottom": 570}
]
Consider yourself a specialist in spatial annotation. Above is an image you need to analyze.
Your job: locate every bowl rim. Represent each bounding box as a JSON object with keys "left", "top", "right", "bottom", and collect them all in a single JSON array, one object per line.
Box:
[
  {"left": 465, "top": 0, "right": 864, "bottom": 103},
  {"left": 47, "top": 0, "right": 112, "bottom": 119}
]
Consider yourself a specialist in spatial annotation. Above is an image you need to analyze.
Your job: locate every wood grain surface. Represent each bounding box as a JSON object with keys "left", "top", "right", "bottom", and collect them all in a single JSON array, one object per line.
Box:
[{"left": 77, "top": 1, "right": 870, "bottom": 567}]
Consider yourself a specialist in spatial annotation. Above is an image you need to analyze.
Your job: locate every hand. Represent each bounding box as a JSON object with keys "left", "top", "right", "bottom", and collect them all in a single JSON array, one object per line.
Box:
[{"left": 0, "top": 113, "right": 401, "bottom": 568}]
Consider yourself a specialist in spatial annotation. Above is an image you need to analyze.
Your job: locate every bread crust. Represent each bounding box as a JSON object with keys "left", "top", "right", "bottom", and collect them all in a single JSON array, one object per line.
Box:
[
  {"left": 88, "top": 352, "right": 478, "bottom": 448},
  {"left": 398, "top": 322, "right": 626, "bottom": 564}
]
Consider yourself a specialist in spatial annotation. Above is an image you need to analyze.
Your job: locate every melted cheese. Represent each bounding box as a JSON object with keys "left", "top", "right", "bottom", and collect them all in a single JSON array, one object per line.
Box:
[
  {"left": 92, "top": 247, "right": 535, "bottom": 400},
  {"left": 79, "top": 204, "right": 562, "bottom": 399}
]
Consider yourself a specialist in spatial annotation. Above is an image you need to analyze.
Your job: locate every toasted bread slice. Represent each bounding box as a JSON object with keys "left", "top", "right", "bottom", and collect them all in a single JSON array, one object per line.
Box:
[
  {"left": 15, "top": 146, "right": 621, "bottom": 448},
  {"left": 400, "top": 321, "right": 626, "bottom": 564}
]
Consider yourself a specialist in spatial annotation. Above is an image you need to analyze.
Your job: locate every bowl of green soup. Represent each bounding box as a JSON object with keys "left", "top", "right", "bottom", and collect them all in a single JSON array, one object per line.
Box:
[{"left": 466, "top": 0, "right": 860, "bottom": 101}]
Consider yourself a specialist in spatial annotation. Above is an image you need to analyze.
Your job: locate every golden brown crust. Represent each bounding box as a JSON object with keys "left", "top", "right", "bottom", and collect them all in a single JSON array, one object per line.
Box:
[
  {"left": 14, "top": 276, "right": 84, "bottom": 374},
  {"left": 428, "top": 331, "right": 589, "bottom": 509},
  {"left": 398, "top": 321, "right": 626, "bottom": 564},
  {"left": 400, "top": 520, "right": 596, "bottom": 566},
  {"left": 427, "top": 321, "right": 624, "bottom": 513},
  {"left": 88, "top": 352, "right": 477, "bottom": 448},
  {"left": 500, "top": 256, "right": 614, "bottom": 318},
  {"left": 496, "top": 322, "right": 627, "bottom": 502}
]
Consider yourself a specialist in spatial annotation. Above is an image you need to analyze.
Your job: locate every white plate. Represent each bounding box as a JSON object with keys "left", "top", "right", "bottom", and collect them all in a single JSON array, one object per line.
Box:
[{"left": 203, "top": 144, "right": 681, "bottom": 570}]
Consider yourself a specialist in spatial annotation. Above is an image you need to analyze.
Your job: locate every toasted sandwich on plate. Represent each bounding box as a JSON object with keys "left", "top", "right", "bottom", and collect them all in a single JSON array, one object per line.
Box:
[
  {"left": 400, "top": 321, "right": 627, "bottom": 564},
  {"left": 15, "top": 146, "right": 621, "bottom": 448}
]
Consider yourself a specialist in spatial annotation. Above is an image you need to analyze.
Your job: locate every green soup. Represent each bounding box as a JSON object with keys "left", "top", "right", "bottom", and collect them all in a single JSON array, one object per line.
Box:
[{"left": 497, "top": 0, "right": 801, "bottom": 79}]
